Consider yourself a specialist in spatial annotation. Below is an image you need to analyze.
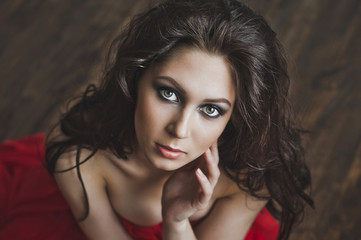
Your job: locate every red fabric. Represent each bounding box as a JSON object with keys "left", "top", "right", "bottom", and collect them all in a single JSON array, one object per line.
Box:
[
  {"left": 0, "top": 134, "right": 279, "bottom": 240},
  {"left": 119, "top": 209, "right": 279, "bottom": 240},
  {"left": 0, "top": 134, "right": 86, "bottom": 240},
  {"left": 118, "top": 215, "right": 201, "bottom": 240},
  {"left": 245, "top": 208, "right": 279, "bottom": 240}
]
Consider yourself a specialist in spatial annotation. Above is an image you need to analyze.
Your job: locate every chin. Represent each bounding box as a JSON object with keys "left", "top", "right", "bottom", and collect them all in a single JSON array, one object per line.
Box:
[
  {"left": 152, "top": 158, "right": 184, "bottom": 172},
  {"left": 149, "top": 154, "right": 191, "bottom": 172}
]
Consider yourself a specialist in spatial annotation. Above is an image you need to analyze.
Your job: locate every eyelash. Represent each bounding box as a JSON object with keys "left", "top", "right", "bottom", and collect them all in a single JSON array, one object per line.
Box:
[
  {"left": 157, "top": 86, "right": 225, "bottom": 119},
  {"left": 199, "top": 105, "right": 224, "bottom": 118},
  {"left": 158, "top": 87, "right": 179, "bottom": 102}
]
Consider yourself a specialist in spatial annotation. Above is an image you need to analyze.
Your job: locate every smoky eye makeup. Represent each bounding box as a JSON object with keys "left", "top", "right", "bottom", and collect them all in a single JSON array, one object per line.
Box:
[
  {"left": 153, "top": 82, "right": 181, "bottom": 103},
  {"left": 159, "top": 88, "right": 179, "bottom": 102},
  {"left": 152, "top": 79, "right": 230, "bottom": 119},
  {"left": 199, "top": 104, "right": 227, "bottom": 118}
]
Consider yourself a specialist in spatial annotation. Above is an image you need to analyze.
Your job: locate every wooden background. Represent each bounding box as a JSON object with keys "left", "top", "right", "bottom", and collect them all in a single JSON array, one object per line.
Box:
[{"left": 0, "top": 0, "right": 360, "bottom": 239}]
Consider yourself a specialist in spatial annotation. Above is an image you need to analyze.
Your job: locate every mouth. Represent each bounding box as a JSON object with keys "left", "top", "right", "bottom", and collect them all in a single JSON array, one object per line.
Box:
[{"left": 156, "top": 143, "right": 185, "bottom": 160}]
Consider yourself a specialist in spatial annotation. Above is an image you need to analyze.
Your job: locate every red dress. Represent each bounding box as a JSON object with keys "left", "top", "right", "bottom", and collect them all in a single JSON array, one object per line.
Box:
[{"left": 0, "top": 134, "right": 279, "bottom": 240}]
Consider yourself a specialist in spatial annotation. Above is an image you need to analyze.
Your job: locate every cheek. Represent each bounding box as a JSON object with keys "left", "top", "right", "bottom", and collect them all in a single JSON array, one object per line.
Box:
[
  {"left": 135, "top": 103, "right": 153, "bottom": 141},
  {"left": 135, "top": 93, "right": 153, "bottom": 142},
  {"left": 135, "top": 95, "right": 168, "bottom": 140},
  {"left": 192, "top": 123, "right": 227, "bottom": 154}
]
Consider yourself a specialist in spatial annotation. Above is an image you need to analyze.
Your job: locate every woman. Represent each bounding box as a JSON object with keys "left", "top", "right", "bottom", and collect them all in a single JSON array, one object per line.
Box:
[{"left": 1, "top": 0, "right": 313, "bottom": 239}]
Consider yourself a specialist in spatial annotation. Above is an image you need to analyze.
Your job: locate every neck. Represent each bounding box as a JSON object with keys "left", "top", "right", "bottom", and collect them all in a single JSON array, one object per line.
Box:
[{"left": 123, "top": 149, "right": 172, "bottom": 183}]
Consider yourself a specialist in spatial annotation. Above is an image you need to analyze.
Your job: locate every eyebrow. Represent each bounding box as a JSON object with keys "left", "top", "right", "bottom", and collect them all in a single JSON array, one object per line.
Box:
[
  {"left": 155, "top": 76, "right": 232, "bottom": 107},
  {"left": 156, "top": 76, "right": 186, "bottom": 96},
  {"left": 203, "top": 98, "right": 232, "bottom": 107}
]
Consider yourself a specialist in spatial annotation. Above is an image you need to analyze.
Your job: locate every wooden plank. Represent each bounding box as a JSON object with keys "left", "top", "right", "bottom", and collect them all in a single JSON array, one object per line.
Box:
[{"left": 0, "top": 0, "right": 360, "bottom": 239}]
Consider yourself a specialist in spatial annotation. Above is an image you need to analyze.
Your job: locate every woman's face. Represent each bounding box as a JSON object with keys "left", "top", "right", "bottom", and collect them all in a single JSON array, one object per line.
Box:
[{"left": 134, "top": 47, "right": 235, "bottom": 171}]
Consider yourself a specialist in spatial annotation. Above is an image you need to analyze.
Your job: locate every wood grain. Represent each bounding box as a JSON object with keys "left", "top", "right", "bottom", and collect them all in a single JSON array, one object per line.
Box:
[{"left": 1, "top": 0, "right": 360, "bottom": 239}]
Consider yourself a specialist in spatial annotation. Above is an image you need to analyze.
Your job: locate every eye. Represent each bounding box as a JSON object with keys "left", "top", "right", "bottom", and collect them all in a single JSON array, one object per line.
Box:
[
  {"left": 200, "top": 105, "right": 222, "bottom": 118},
  {"left": 159, "top": 88, "right": 179, "bottom": 102}
]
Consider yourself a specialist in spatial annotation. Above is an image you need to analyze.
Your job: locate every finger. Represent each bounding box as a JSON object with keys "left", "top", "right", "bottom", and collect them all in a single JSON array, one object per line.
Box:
[
  {"left": 209, "top": 141, "right": 219, "bottom": 165},
  {"left": 203, "top": 149, "right": 220, "bottom": 188},
  {"left": 195, "top": 168, "right": 213, "bottom": 205}
]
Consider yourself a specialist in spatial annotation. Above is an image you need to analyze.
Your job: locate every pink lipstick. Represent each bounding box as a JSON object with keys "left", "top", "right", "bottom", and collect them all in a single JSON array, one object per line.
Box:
[{"left": 156, "top": 144, "right": 184, "bottom": 159}]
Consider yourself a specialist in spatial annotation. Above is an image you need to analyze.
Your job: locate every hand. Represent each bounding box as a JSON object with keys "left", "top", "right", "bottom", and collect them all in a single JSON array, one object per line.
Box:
[{"left": 161, "top": 142, "right": 220, "bottom": 224}]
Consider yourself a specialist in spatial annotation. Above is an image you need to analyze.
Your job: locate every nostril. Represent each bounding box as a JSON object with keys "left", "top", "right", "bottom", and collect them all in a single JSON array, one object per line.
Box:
[
  {"left": 165, "top": 108, "right": 192, "bottom": 139},
  {"left": 174, "top": 120, "right": 190, "bottom": 139},
  {"left": 166, "top": 118, "right": 190, "bottom": 139}
]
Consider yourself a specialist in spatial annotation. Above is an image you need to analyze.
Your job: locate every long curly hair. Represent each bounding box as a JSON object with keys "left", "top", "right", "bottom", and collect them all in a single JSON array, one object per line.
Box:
[{"left": 46, "top": 0, "right": 314, "bottom": 238}]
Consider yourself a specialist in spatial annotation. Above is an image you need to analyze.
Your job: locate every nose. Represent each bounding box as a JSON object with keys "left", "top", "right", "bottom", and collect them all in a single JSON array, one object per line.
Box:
[{"left": 166, "top": 108, "right": 192, "bottom": 139}]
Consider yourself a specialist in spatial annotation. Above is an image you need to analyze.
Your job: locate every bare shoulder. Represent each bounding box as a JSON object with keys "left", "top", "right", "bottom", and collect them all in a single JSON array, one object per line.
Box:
[
  {"left": 54, "top": 148, "right": 106, "bottom": 220},
  {"left": 215, "top": 169, "right": 269, "bottom": 208},
  {"left": 214, "top": 169, "right": 269, "bottom": 201},
  {"left": 194, "top": 169, "right": 268, "bottom": 239},
  {"left": 54, "top": 148, "right": 132, "bottom": 239}
]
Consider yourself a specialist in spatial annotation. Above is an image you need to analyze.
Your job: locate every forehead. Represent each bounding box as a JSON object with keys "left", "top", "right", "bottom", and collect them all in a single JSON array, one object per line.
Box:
[{"left": 150, "top": 47, "right": 236, "bottom": 103}]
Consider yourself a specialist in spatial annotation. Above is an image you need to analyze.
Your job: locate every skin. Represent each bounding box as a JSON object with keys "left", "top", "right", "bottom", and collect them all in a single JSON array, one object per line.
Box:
[
  {"left": 134, "top": 47, "right": 235, "bottom": 172},
  {"left": 54, "top": 47, "right": 267, "bottom": 240}
]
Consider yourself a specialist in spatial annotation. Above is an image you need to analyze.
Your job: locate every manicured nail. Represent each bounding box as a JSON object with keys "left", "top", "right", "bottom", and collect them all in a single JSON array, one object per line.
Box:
[{"left": 196, "top": 168, "right": 205, "bottom": 179}]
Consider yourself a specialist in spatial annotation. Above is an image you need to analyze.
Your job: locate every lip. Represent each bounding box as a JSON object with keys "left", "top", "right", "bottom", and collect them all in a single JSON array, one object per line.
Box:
[{"left": 156, "top": 143, "right": 185, "bottom": 160}]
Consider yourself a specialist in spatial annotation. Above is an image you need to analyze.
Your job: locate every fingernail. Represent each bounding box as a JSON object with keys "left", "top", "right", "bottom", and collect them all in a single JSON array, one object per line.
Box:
[{"left": 196, "top": 168, "right": 204, "bottom": 178}]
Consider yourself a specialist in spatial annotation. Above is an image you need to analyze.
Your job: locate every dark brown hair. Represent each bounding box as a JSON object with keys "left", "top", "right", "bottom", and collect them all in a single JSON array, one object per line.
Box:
[{"left": 46, "top": 0, "right": 313, "bottom": 238}]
